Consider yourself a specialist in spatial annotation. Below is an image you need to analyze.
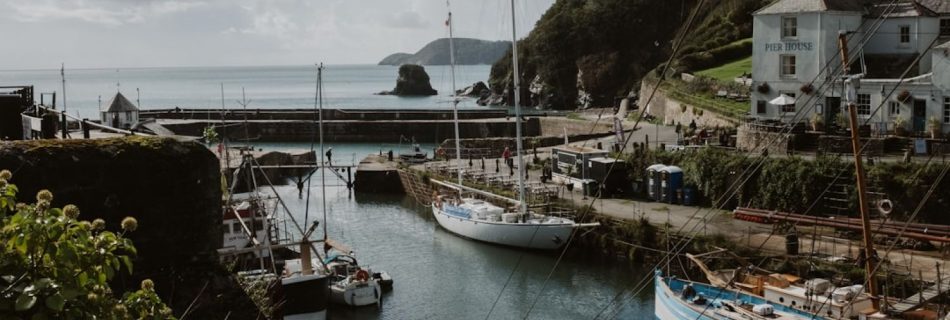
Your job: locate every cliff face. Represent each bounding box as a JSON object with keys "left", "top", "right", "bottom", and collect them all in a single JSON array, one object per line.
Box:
[
  {"left": 0, "top": 137, "right": 256, "bottom": 319},
  {"left": 378, "top": 38, "right": 511, "bottom": 66},
  {"left": 486, "top": 0, "right": 765, "bottom": 110}
]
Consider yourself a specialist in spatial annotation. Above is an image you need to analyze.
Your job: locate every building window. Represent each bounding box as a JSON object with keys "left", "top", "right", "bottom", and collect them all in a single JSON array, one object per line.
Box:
[
  {"left": 781, "top": 55, "right": 796, "bottom": 78},
  {"left": 782, "top": 17, "right": 797, "bottom": 38},
  {"left": 857, "top": 94, "right": 871, "bottom": 115},
  {"left": 941, "top": 19, "right": 950, "bottom": 36},
  {"left": 781, "top": 92, "right": 796, "bottom": 113},
  {"left": 757, "top": 100, "right": 767, "bottom": 114},
  {"left": 899, "top": 25, "right": 910, "bottom": 44},
  {"left": 889, "top": 101, "right": 900, "bottom": 116},
  {"left": 944, "top": 97, "right": 950, "bottom": 124}
]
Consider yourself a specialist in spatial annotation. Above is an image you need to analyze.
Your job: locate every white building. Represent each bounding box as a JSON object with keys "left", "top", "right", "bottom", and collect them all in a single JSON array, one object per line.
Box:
[
  {"left": 750, "top": 0, "right": 950, "bottom": 134},
  {"left": 100, "top": 92, "right": 140, "bottom": 130}
]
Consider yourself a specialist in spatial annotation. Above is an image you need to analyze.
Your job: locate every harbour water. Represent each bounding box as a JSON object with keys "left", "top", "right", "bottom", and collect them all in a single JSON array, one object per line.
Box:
[
  {"left": 0, "top": 64, "right": 493, "bottom": 119},
  {"left": 246, "top": 143, "right": 654, "bottom": 319}
]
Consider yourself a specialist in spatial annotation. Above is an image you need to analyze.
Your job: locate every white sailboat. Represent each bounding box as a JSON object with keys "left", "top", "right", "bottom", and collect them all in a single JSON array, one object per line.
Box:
[{"left": 430, "top": 0, "right": 598, "bottom": 250}]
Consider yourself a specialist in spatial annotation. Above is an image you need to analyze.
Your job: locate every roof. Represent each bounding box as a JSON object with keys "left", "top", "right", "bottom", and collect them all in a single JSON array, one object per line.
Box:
[
  {"left": 104, "top": 92, "right": 139, "bottom": 113},
  {"left": 554, "top": 145, "right": 607, "bottom": 154},
  {"left": 918, "top": 0, "right": 950, "bottom": 14},
  {"left": 867, "top": 0, "right": 936, "bottom": 17},
  {"left": 755, "top": 0, "right": 867, "bottom": 15}
]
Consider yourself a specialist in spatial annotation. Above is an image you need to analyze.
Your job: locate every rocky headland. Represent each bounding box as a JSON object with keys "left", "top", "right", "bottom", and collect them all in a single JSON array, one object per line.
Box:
[{"left": 377, "top": 64, "right": 438, "bottom": 96}]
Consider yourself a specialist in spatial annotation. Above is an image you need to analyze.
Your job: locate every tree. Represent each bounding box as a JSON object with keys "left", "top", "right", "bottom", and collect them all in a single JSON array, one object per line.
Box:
[{"left": 0, "top": 169, "right": 175, "bottom": 319}]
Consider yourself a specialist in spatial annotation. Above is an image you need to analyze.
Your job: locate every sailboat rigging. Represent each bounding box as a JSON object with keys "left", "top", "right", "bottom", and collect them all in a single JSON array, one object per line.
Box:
[{"left": 429, "top": 0, "right": 598, "bottom": 250}]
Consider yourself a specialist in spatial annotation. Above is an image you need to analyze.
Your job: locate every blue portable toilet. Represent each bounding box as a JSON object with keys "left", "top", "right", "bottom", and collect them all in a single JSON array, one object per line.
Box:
[
  {"left": 646, "top": 164, "right": 666, "bottom": 201},
  {"left": 682, "top": 186, "right": 695, "bottom": 206},
  {"left": 660, "top": 166, "right": 683, "bottom": 204}
]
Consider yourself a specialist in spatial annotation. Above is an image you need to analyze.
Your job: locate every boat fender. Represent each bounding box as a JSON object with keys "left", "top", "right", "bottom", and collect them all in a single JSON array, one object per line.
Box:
[
  {"left": 356, "top": 269, "right": 370, "bottom": 282},
  {"left": 877, "top": 199, "right": 893, "bottom": 216}
]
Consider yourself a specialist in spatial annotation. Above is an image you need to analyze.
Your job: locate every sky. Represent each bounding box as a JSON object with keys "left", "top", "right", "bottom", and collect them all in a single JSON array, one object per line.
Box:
[{"left": 0, "top": 0, "right": 555, "bottom": 70}]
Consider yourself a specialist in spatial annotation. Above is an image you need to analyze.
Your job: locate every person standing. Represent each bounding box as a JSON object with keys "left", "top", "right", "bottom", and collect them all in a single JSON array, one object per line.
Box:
[
  {"left": 325, "top": 147, "right": 333, "bottom": 165},
  {"left": 502, "top": 146, "right": 512, "bottom": 168}
]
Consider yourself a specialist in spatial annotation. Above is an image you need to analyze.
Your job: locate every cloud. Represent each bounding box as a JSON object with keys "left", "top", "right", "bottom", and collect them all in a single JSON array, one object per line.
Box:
[
  {"left": 239, "top": 8, "right": 297, "bottom": 37},
  {"left": 385, "top": 10, "right": 428, "bottom": 29},
  {"left": 3, "top": 0, "right": 206, "bottom": 26}
]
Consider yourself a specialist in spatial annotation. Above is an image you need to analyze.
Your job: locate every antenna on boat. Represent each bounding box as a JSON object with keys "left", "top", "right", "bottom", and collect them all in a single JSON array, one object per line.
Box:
[
  {"left": 60, "top": 63, "right": 68, "bottom": 138},
  {"left": 447, "top": 0, "right": 463, "bottom": 186},
  {"left": 236, "top": 87, "right": 252, "bottom": 147},
  {"left": 317, "top": 63, "right": 328, "bottom": 244},
  {"left": 221, "top": 83, "right": 229, "bottom": 170},
  {"left": 510, "top": 0, "right": 527, "bottom": 215}
]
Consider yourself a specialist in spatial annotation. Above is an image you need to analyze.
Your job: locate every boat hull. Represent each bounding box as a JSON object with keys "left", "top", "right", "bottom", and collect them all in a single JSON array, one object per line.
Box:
[
  {"left": 280, "top": 274, "right": 330, "bottom": 319},
  {"left": 431, "top": 204, "right": 574, "bottom": 250},
  {"left": 330, "top": 280, "right": 381, "bottom": 307}
]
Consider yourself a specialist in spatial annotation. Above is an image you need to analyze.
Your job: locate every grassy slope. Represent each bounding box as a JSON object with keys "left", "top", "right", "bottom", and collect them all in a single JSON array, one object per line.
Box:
[{"left": 696, "top": 56, "right": 752, "bottom": 82}]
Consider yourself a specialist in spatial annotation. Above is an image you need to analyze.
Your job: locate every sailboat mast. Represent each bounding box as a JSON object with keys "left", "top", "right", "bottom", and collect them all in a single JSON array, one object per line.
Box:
[
  {"left": 448, "top": 1, "right": 463, "bottom": 186},
  {"left": 317, "top": 64, "right": 329, "bottom": 241},
  {"left": 838, "top": 32, "right": 879, "bottom": 310},
  {"left": 510, "top": 0, "right": 526, "bottom": 214}
]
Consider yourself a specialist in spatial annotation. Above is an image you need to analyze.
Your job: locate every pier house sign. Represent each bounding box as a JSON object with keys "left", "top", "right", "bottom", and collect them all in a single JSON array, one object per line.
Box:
[{"left": 765, "top": 41, "right": 814, "bottom": 52}]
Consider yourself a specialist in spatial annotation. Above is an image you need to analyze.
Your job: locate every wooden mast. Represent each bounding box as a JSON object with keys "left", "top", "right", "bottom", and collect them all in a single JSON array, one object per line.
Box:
[{"left": 838, "top": 31, "right": 879, "bottom": 311}]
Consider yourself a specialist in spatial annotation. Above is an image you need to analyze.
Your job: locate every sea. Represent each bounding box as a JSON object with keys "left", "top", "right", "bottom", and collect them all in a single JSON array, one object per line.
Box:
[
  {"left": 1, "top": 65, "right": 656, "bottom": 319},
  {"left": 0, "top": 64, "right": 497, "bottom": 119}
]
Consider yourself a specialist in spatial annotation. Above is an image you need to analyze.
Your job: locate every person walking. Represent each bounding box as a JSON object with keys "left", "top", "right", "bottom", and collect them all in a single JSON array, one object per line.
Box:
[{"left": 325, "top": 147, "right": 333, "bottom": 165}]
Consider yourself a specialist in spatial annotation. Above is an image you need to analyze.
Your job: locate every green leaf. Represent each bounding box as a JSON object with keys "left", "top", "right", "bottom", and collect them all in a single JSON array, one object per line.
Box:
[
  {"left": 31, "top": 312, "right": 48, "bottom": 320},
  {"left": 60, "top": 288, "right": 79, "bottom": 300},
  {"left": 34, "top": 278, "right": 51, "bottom": 291},
  {"left": 45, "top": 293, "right": 64, "bottom": 311},
  {"left": 15, "top": 293, "right": 36, "bottom": 311},
  {"left": 120, "top": 256, "right": 133, "bottom": 274}
]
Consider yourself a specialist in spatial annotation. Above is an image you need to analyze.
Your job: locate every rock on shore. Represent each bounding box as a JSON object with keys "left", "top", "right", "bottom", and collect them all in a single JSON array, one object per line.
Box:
[{"left": 377, "top": 64, "right": 438, "bottom": 96}]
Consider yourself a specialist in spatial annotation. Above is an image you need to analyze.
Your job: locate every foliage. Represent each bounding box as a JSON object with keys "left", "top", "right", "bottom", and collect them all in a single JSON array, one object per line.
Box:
[
  {"left": 623, "top": 148, "right": 950, "bottom": 224},
  {"left": 0, "top": 170, "right": 174, "bottom": 319},
  {"left": 201, "top": 126, "right": 219, "bottom": 145}
]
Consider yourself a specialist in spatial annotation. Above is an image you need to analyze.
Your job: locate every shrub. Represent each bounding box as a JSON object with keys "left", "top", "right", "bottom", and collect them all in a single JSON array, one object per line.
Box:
[{"left": 0, "top": 171, "right": 174, "bottom": 319}]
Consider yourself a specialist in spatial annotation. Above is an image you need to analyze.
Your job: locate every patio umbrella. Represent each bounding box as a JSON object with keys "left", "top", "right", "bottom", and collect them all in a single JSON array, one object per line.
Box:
[{"left": 769, "top": 94, "right": 796, "bottom": 106}]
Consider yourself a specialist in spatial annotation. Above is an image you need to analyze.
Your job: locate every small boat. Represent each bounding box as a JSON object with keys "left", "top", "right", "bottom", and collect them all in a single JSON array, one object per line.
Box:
[
  {"left": 399, "top": 143, "right": 428, "bottom": 164},
  {"left": 325, "top": 253, "right": 383, "bottom": 307}
]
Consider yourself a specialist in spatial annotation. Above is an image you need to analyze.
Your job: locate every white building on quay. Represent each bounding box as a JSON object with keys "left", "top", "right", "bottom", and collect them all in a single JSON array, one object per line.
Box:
[{"left": 750, "top": 0, "right": 950, "bottom": 134}]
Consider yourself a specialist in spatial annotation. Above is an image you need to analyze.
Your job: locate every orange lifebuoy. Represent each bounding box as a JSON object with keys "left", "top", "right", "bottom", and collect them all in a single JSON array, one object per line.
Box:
[{"left": 355, "top": 269, "right": 370, "bottom": 282}]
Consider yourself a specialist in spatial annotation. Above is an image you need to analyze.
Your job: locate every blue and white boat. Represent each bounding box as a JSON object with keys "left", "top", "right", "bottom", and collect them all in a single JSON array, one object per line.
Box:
[{"left": 656, "top": 269, "right": 819, "bottom": 319}]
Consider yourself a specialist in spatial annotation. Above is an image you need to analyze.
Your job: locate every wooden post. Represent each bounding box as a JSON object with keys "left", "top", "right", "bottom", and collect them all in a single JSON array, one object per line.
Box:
[
  {"left": 300, "top": 240, "right": 313, "bottom": 275},
  {"left": 848, "top": 103, "right": 880, "bottom": 310}
]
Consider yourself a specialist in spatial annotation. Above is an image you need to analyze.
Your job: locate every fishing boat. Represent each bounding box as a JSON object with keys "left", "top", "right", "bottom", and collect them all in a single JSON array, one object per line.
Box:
[{"left": 430, "top": 0, "right": 598, "bottom": 250}]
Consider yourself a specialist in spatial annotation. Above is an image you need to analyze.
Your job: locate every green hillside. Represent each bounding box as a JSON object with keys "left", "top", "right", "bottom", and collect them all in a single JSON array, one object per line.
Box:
[{"left": 486, "top": 0, "right": 766, "bottom": 110}]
